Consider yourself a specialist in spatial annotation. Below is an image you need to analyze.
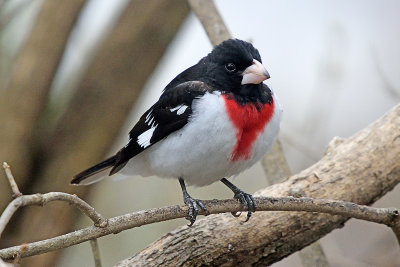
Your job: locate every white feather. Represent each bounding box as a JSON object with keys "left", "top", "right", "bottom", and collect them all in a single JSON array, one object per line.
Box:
[
  {"left": 147, "top": 116, "right": 154, "bottom": 126},
  {"left": 137, "top": 126, "right": 156, "bottom": 148},
  {"left": 170, "top": 105, "right": 182, "bottom": 112},
  {"left": 170, "top": 104, "right": 188, "bottom": 115},
  {"left": 176, "top": 105, "right": 188, "bottom": 115},
  {"left": 145, "top": 110, "right": 152, "bottom": 120},
  {"left": 121, "top": 91, "right": 282, "bottom": 186}
]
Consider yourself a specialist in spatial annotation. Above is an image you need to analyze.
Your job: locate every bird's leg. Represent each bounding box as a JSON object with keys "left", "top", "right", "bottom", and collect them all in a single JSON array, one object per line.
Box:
[
  {"left": 179, "top": 178, "right": 208, "bottom": 226},
  {"left": 220, "top": 178, "right": 257, "bottom": 222}
]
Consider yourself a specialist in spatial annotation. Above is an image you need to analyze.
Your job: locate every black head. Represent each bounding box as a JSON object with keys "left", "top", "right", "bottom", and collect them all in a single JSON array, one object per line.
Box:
[{"left": 201, "top": 39, "right": 270, "bottom": 96}]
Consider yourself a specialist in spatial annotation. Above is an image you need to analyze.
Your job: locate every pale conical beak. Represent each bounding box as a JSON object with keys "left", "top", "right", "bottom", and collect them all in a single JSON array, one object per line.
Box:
[{"left": 241, "top": 59, "right": 270, "bottom": 85}]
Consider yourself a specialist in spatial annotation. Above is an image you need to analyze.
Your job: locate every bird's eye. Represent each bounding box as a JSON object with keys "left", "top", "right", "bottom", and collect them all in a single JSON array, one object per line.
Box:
[{"left": 225, "top": 63, "right": 236, "bottom": 73}]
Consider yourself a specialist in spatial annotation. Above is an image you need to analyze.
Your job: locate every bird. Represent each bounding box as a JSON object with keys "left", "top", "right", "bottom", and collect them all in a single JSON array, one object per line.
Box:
[{"left": 72, "top": 38, "right": 282, "bottom": 226}]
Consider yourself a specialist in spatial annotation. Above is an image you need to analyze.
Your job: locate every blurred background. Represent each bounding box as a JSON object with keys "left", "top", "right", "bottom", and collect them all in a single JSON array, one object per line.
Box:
[{"left": 0, "top": 0, "right": 399, "bottom": 266}]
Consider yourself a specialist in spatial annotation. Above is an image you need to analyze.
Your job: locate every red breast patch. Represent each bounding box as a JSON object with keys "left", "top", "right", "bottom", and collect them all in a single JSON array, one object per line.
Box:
[{"left": 223, "top": 95, "right": 275, "bottom": 161}]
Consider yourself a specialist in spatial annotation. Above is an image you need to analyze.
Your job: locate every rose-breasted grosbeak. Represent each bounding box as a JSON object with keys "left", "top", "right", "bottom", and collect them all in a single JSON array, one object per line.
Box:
[{"left": 72, "top": 39, "right": 282, "bottom": 226}]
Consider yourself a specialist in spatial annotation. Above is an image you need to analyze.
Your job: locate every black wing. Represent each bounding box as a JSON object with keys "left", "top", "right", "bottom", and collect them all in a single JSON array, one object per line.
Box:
[{"left": 109, "top": 81, "right": 212, "bottom": 174}]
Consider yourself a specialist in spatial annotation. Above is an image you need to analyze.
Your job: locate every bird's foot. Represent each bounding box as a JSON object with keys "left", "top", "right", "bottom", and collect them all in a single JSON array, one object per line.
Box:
[
  {"left": 232, "top": 189, "right": 257, "bottom": 222},
  {"left": 183, "top": 192, "right": 208, "bottom": 226},
  {"left": 220, "top": 178, "right": 257, "bottom": 222}
]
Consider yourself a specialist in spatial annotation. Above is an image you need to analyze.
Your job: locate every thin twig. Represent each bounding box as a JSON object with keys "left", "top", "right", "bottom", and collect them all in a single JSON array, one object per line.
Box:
[
  {"left": 0, "top": 165, "right": 107, "bottom": 265},
  {"left": 0, "top": 192, "right": 107, "bottom": 239},
  {"left": 2, "top": 162, "right": 21, "bottom": 198},
  {"left": 0, "top": 196, "right": 398, "bottom": 260},
  {"left": 89, "top": 239, "right": 102, "bottom": 267}
]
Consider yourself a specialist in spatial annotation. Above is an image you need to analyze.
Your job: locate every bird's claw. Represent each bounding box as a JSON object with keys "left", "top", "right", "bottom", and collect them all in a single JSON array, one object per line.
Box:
[
  {"left": 231, "top": 211, "right": 242, "bottom": 217},
  {"left": 183, "top": 193, "right": 208, "bottom": 226},
  {"left": 233, "top": 190, "right": 257, "bottom": 222}
]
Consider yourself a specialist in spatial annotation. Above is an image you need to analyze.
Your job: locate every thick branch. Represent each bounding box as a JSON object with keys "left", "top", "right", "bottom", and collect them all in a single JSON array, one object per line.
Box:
[
  {"left": 117, "top": 103, "right": 400, "bottom": 266},
  {"left": 0, "top": 196, "right": 398, "bottom": 260},
  {"left": 1, "top": 102, "right": 399, "bottom": 261},
  {"left": 0, "top": 1, "right": 398, "bottom": 264}
]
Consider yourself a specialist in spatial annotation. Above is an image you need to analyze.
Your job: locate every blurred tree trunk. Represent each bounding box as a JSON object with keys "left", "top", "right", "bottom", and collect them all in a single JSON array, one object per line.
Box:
[
  {"left": 1, "top": 1, "right": 189, "bottom": 266},
  {"left": 0, "top": 0, "right": 87, "bottom": 211}
]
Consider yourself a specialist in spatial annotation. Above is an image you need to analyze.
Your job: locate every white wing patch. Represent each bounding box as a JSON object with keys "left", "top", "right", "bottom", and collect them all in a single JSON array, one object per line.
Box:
[
  {"left": 145, "top": 110, "right": 152, "bottom": 120},
  {"left": 147, "top": 116, "right": 154, "bottom": 126},
  {"left": 145, "top": 110, "right": 155, "bottom": 126},
  {"left": 170, "top": 105, "right": 188, "bottom": 115},
  {"left": 137, "top": 105, "right": 187, "bottom": 149},
  {"left": 177, "top": 105, "right": 188, "bottom": 115},
  {"left": 137, "top": 126, "right": 156, "bottom": 148}
]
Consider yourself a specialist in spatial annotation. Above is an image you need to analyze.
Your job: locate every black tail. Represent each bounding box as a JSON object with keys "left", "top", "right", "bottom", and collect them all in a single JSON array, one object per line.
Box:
[{"left": 71, "top": 155, "right": 118, "bottom": 185}]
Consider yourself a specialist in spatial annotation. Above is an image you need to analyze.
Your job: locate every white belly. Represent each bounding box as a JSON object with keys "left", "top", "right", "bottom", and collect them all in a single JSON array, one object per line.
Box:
[{"left": 121, "top": 91, "right": 282, "bottom": 186}]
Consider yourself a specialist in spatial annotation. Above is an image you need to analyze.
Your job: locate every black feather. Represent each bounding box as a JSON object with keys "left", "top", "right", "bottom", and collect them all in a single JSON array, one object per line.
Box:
[
  {"left": 110, "top": 81, "right": 212, "bottom": 173},
  {"left": 71, "top": 155, "right": 117, "bottom": 184},
  {"left": 73, "top": 39, "right": 272, "bottom": 183}
]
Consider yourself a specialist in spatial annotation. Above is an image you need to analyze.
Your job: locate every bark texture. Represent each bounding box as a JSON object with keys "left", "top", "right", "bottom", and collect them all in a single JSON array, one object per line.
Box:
[{"left": 115, "top": 104, "right": 400, "bottom": 266}]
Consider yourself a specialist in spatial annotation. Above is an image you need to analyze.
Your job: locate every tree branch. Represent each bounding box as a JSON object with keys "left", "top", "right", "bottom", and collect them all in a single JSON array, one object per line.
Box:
[
  {"left": 0, "top": 163, "right": 105, "bottom": 266},
  {"left": 89, "top": 239, "right": 102, "bottom": 267},
  {"left": 117, "top": 103, "right": 400, "bottom": 266},
  {"left": 188, "top": 0, "right": 330, "bottom": 265},
  {"left": 0, "top": 1, "right": 398, "bottom": 265},
  {"left": 1, "top": 104, "right": 399, "bottom": 263},
  {"left": 2, "top": 2, "right": 190, "bottom": 265},
  {"left": 0, "top": 0, "right": 87, "bottom": 213},
  {"left": 0, "top": 196, "right": 398, "bottom": 261},
  {"left": 2, "top": 163, "right": 21, "bottom": 198},
  {"left": 188, "top": 0, "right": 230, "bottom": 46},
  {"left": 0, "top": 192, "right": 107, "bottom": 240},
  {"left": 0, "top": 164, "right": 107, "bottom": 239}
]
